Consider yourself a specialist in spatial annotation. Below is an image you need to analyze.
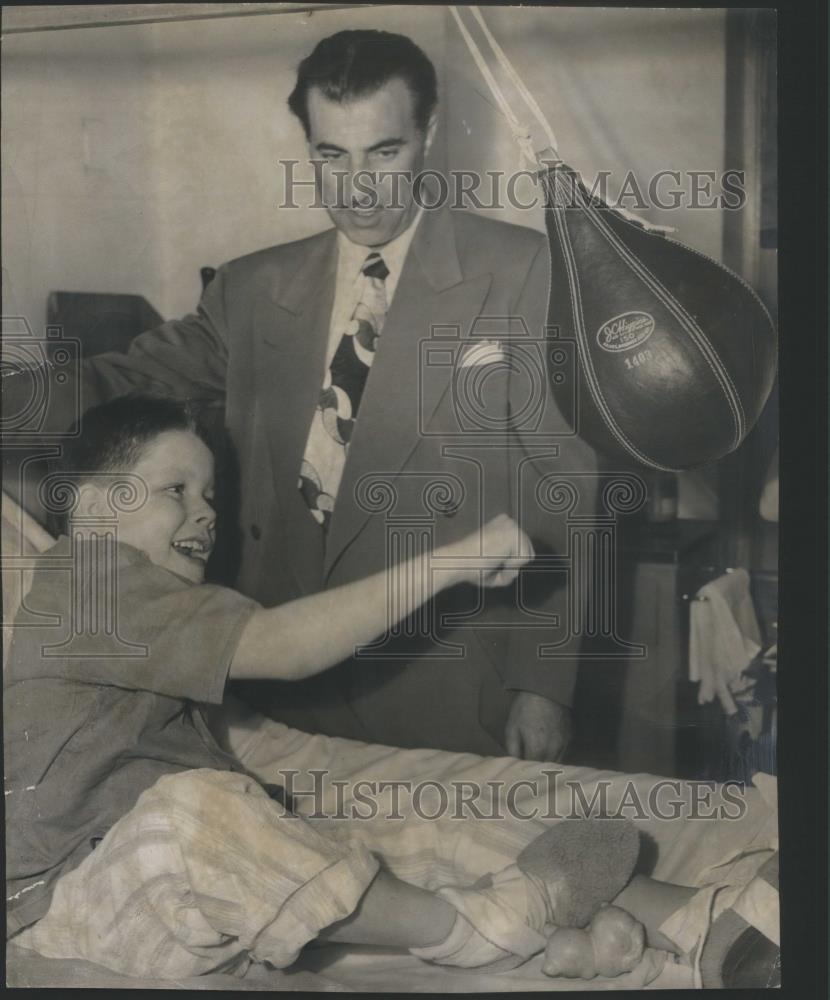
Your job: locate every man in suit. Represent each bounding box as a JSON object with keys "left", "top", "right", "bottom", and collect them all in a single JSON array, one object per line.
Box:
[{"left": 4, "top": 29, "right": 597, "bottom": 759}]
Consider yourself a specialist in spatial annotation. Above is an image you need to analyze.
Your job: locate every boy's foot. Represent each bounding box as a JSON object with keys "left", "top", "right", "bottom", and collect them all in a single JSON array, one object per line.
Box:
[
  {"left": 411, "top": 819, "right": 640, "bottom": 970},
  {"left": 516, "top": 819, "right": 640, "bottom": 928}
]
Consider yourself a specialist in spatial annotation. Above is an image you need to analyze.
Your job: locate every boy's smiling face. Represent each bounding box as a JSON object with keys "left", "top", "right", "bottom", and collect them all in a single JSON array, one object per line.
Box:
[{"left": 110, "top": 429, "right": 216, "bottom": 584}]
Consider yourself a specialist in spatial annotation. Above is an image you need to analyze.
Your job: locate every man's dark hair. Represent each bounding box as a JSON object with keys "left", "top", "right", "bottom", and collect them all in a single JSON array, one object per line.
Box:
[
  {"left": 287, "top": 30, "right": 438, "bottom": 136},
  {"left": 58, "top": 394, "right": 212, "bottom": 485}
]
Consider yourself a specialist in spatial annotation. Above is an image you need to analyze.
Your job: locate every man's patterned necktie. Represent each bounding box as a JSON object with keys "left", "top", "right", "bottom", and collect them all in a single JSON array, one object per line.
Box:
[{"left": 299, "top": 251, "right": 390, "bottom": 527}]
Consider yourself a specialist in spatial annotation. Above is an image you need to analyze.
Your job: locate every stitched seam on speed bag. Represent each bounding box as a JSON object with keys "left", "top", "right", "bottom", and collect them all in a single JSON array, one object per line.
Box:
[
  {"left": 549, "top": 171, "right": 669, "bottom": 470},
  {"left": 573, "top": 180, "right": 746, "bottom": 448},
  {"left": 613, "top": 208, "right": 775, "bottom": 324},
  {"left": 574, "top": 184, "right": 746, "bottom": 447},
  {"left": 584, "top": 206, "right": 746, "bottom": 448},
  {"left": 551, "top": 177, "right": 667, "bottom": 469}
]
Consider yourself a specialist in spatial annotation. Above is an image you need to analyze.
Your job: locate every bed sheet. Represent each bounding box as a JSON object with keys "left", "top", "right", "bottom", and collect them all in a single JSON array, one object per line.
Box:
[
  {"left": 6, "top": 695, "right": 777, "bottom": 991},
  {"left": 296, "top": 941, "right": 686, "bottom": 991},
  {"left": 209, "top": 695, "right": 778, "bottom": 992}
]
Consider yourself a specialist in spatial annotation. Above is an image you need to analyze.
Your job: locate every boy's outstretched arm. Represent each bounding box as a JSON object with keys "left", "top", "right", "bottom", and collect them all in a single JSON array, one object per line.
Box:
[{"left": 229, "top": 514, "right": 533, "bottom": 681}]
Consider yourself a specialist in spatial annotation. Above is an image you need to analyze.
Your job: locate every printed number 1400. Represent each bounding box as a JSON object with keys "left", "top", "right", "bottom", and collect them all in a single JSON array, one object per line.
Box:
[{"left": 624, "top": 349, "right": 653, "bottom": 371}]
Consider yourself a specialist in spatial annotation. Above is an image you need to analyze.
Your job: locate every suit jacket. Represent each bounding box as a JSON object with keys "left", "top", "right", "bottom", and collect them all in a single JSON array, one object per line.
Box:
[{"left": 10, "top": 206, "right": 598, "bottom": 754}]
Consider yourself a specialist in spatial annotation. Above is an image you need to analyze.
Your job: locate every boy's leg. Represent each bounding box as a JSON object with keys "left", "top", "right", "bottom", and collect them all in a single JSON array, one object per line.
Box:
[
  {"left": 304, "top": 764, "right": 776, "bottom": 975},
  {"left": 12, "top": 762, "right": 544, "bottom": 975},
  {"left": 310, "top": 801, "right": 640, "bottom": 968},
  {"left": 14, "top": 769, "right": 381, "bottom": 979},
  {"left": 613, "top": 875, "right": 697, "bottom": 952},
  {"left": 318, "top": 870, "right": 457, "bottom": 948},
  {"left": 212, "top": 698, "right": 779, "bottom": 973}
]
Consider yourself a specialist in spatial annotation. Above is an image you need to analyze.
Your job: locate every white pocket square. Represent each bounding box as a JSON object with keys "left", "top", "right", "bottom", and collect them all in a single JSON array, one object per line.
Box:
[{"left": 459, "top": 340, "right": 506, "bottom": 368}]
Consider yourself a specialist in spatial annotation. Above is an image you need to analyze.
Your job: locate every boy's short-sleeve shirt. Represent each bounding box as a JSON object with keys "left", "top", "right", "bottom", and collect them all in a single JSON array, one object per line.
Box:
[{"left": 4, "top": 535, "right": 259, "bottom": 935}]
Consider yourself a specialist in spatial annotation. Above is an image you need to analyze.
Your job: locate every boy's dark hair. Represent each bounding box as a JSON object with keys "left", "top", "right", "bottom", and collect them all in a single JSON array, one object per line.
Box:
[
  {"left": 57, "top": 395, "right": 212, "bottom": 485},
  {"left": 287, "top": 29, "right": 438, "bottom": 137}
]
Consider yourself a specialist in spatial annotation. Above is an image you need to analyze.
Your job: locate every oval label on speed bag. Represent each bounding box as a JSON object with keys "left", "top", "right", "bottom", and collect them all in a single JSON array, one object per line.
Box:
[{"left": 597, "top": 311, "right": 655, "bottom": 352}]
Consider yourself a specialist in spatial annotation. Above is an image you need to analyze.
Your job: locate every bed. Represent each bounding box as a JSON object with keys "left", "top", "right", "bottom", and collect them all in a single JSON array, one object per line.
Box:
[
  {"left": 6, "top": 699, "right": 779, "bottom": 991},
  {"left": 3, "top": 495, "right": 779, "bottom": 990}
]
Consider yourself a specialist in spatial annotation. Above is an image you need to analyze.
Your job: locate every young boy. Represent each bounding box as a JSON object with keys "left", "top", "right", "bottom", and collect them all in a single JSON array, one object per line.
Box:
[{"left": 5, "top": 396, "right": 777, "bottom": 985}]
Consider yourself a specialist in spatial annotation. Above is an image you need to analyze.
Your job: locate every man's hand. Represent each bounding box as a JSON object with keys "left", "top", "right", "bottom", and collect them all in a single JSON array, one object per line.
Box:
[{"left": 505, "top": 691, "right": 572, "bottom": 761}]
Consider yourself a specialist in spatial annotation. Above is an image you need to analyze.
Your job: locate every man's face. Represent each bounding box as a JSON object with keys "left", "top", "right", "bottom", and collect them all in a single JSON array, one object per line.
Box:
[
  {"left": 307, "top": 77, "right": 436, "bottom": 247},
  {"left": 112, "top": 430, "right": 216, "bottom": 584}
]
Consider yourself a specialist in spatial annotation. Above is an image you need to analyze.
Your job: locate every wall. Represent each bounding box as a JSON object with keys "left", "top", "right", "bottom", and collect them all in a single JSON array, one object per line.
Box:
[
  {"left": 3, "top": 7, "right": 777, "bottom": 530},
  {"left": 2, "top": 4, "right": 446, "bottom": 330},
  {"left": 445, "top": 7, "right": 730, "bottom": 256},
  {"left": 4, "top": 6, "right": 754, "bottom": 336}
]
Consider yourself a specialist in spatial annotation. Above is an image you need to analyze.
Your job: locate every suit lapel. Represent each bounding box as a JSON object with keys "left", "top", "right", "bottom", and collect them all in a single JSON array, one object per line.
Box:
[
  {"left": 256, "top": 230, "right": 336, "bottom": 592},
  {"left": 324, "top": 209, "right": 492, "bottom": 579}
]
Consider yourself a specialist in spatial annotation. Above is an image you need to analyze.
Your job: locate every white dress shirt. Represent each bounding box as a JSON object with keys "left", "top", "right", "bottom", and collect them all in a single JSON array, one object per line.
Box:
[{"left": 325, "top": 210, "right": 424, "bottom": 369}]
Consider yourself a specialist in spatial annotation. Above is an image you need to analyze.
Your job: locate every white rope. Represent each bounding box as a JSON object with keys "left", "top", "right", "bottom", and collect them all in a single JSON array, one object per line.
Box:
[
  {"left": 451, "top": 6, "right": 674, "bottom": 233},
  {"left": 468, "top": 6, "right": 560, "bottom": 156},
  {"left": 448, "top": 6, "right": 537, "bottom": 169},
  {"left": 615, "top": 205, "right": 676, "bottom": 234}
]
